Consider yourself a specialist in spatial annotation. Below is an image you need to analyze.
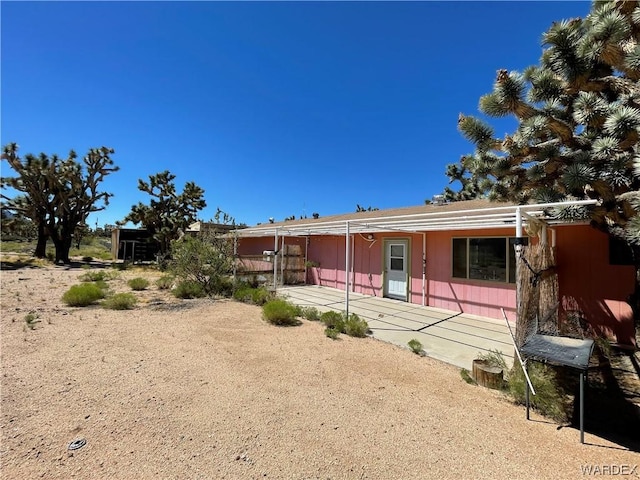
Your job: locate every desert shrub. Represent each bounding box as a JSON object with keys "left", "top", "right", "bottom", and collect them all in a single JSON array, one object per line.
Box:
[
  {"left": 211, "top": 276, "right": 235, "bottom": 297},
  {"left": 24, "top": 312, "right": 40, "bottom": 330},
  {"left": 79, "top": 270, "right": 109, "bottom": 282},
  {"left": 232, "top": 286, "right": 271, "bottom": 305},
  {"left": 343, "top": 313, "right": 369, "bottom": 337},
  {"left": 112, "top": 261, "right": 130, "bottom": 271},
  {"left": 460, "top": 368, "right": 476, "bottom": 384},
  {"left": 102, "top": 293, "right": 137, "bottom": 310},
  {"left": 262, "top": 299, "right": 301, "bottom": 326},
  {"left": 62, "top": 283, "right": 106, "bottom": 307},
  {"left": 128, "top": 277, "right": 150, "bottom": 291},
  {"left": 172, "top": 280, "right": 206, "bottom": 299},
  {"left": 477, "top": 349, "right": 508, "bottom": 370},
  {"left": 232, "top": 286, "right": 253, "bottom": 303},
  {"left": 91, "top": 280, "right": 110, "bottom": 292},
  {"left": 320, "top": 311, "right": 345, "bottom": 332},
  {"left": 325, "top": 327, "right": 340, "bottom": 340},
  {"left": 251, "top": 287, "right": 271, "bottom": 306},
  {"left": 168, "top": 234, "right": 234, "bottom": 297},
  {"left": 300, "top": 306, "right": 321, "bottom": 321},
  {"left": 155, "top": 275, "right": 175, "bottom": 290},
  {"left": 507, "top": 361, "right": 570, "bottom": 423},
  {"left": 408, "top": 339, "right": 424, "bottom": 355}
]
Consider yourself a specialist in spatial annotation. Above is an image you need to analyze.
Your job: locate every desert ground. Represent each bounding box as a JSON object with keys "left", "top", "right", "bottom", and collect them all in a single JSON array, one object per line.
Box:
[{"left": 1, "top": 258, "right": 639, "bottom": 479}]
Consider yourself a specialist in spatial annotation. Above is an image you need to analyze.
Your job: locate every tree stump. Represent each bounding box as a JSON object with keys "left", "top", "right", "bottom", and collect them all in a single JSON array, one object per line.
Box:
[{"left": 472, "top": 359, "right": 504, "bottom": 390}]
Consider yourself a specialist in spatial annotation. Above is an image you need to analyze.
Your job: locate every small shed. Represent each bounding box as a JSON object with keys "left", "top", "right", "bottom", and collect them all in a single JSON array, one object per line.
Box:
[{"left": 111, "top": 228, "right": 160, "bottom": 261}]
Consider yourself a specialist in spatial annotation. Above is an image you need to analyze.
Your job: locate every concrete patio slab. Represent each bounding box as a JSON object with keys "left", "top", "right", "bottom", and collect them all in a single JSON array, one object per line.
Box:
[{"left": 279, "top": 285, "right": 515, "bottom": 370}]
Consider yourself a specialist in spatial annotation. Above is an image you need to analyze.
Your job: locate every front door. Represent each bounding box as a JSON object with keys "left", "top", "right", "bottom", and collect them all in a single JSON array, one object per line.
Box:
[{"left": 384, "top": 239, "right": 409, "bottom": 301}]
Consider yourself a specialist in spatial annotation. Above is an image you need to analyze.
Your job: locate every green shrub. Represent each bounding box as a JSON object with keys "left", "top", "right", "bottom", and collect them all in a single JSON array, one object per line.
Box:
[
  {"left": 91, "top": 280, "right": 110, "bottom": 292},
  {"left": 507, "top": 361, "right": 569, "bottom": 423},
  {"left": 477, "top": 349, "right": 508, "bottom": 370},
  {"left": 62, "top": 283, "right": 106, "bottom": 307},
  {"left": 102, "top": 293, "right": 137, "bottom": 310},
  {"left": 112, "top": 261, "right": 130, "bottom": 271},
  {"left": 262, "top": 299, "right": 301, "bottom": 326},
  {"left": 79, "top": 270, "right": 109, "bottom": 282},
  {"left": 408, "top": 339, "right": 424, "bottom": 355},
  {"left": 128, "top": 277, "right": 150, "bottom": 291},
  {"left": 232, "top": 286, "right": 253, "bottom": 303},
  {"left": 155, "top": 275, "right": 175, "bottom": 290},
  {"left": 325, "top": 327, "right": 340, "bottom": 340},
  {"left": 24, "top": 312, "right": 40, "bottom": 330},
  {"left": 172, "top": 280, "right": 206, "bottom": 299},
  {"left": 460, "top": 368, "right": 476, "bottom": 384},
  {"left": 168, "top": 234, "right": 234, "bottom": 297},
  {"left": 233, "top": 286, "right": 272, "bottom": 305},
  {"left": 300, "top": 306, "right": 321, "bottom": 321},
  {"left": 211, "top": 276, "right": 235, "bottom": 297},
  {"left": 251, "top": 287, "right": 271, "bottom": 306},
  {"left": 343, "top": 313, "right": 369, "bottom": 337},
  {"left": 320, "top": 311, "right": 345, "bottom": 332}
]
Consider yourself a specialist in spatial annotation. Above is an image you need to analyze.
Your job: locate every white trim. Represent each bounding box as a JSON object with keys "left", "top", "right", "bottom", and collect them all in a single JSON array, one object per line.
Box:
[{"left": 236, "top": 200, "right": 598, "bottom": 238}]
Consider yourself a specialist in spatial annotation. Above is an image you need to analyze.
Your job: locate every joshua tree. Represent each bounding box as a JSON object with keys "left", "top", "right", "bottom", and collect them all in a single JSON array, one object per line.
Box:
[
  {"left": 445, "top": 1, "right": 640, "bottom": 337},
  {"left": 121, "top": 171, "right": 206, "bottom": 257},
  {"left": 1, "top": 143, "right": 118, "bottom": 263}
]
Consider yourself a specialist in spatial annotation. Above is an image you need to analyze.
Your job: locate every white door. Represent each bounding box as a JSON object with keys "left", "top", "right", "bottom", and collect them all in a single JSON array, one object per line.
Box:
[{"left": 384, "top": 240, "right": 408, "bottom": 300}]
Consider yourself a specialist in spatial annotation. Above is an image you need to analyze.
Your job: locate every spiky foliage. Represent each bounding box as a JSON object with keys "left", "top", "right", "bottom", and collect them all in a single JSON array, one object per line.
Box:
[
  {"left": 446, "top": 1, "right": 640, "bottom": 338},
  {"left": 447, "top": 2, "right": 640, "bottom": 224},
  {"left": 1, "top": 143, "right": 118, "bottom": 263},
  {"left": 120, "top": 171, "right": 206, "bottom": 257}
]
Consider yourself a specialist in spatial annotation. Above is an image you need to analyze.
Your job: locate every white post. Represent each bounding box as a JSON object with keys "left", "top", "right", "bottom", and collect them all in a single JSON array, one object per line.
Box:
[
  {"left": 422, "top": 233, "right": 426, "bottom": 306},
  {"left": 515, "top": 207, "right": 524, "bottom": 345},
  {"left": 345, "top": 221, "right": 350, "bottom": 317},
  {"left": 351, "top": 235, "right": 355, "bottom": 292},
  {"left": 281, "top": 235, "right": 285, "bottom": 284},
  {"left": 273, "top": 229, "right": 279, "bottom": 290},
  {"left": 304, "top": 236, "right": 309, "bottom": 284},
  {"left": 233, "top": 236, "right": 238, "bottom": 281}
]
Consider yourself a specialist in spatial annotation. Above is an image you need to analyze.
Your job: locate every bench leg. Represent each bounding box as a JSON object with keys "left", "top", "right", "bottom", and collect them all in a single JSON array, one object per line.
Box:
[
  {"left": 580, "top": 371, "right": 585, "bottom": 444},
  {"left": 525, "top": 360, "right": 530, "bottom": 420}
]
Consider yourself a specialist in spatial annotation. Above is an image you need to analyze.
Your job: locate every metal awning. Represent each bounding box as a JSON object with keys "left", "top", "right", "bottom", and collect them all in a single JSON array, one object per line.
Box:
[
  {"left": 232, "top": 198, "right": 598, "bottom": 322},
  {"left": 234, "top": 199, "right": 598, "bottom": 238}
]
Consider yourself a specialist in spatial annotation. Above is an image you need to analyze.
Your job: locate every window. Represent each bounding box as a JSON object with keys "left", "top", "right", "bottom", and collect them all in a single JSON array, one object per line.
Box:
[{"left": 452, "top": 237, "right": 523, "bottom": 283}]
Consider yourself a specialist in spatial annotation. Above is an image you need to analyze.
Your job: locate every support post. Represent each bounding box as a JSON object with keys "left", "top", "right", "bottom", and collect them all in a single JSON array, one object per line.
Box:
[
  {"left": 422, "top": 233, "right": 426, "bottom": 306},
  {"left": 273, "top": 229, "right": 279, "bottom": 291},
  {"left": 525, "top": 360, "right": 530, "bottom": 420},
  {"left": 514, "top": 207, "right": 524, "bottom": 345},
  {"left": 345, "top": 221, "right": 350, "bottom": 317},
  {"left": 233, "top": 236, "right": 238, "bottom": 282},
  {"left": 281, "top": 235, "right": 285, "bottom": 284},
  {"left": 580, "top": 371, "right": 585, "bottom": 444}
]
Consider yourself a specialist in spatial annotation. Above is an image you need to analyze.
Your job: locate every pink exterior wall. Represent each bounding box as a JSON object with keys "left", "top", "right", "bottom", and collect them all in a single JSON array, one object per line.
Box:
[
  {"left": 426, "top": 229, "right": 517, "bottom": 319},
  {"left": 238, "top": 225, "right": 635, "bottom": 346},
  {"left": 239, "top": 230, "right": 517, "bottom": 319},
  {"left": 555, "top": 225, "right": 635, "bottom": 347}
]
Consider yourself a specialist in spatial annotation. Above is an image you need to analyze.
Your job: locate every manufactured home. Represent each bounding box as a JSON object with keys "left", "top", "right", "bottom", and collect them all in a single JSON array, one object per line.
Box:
[{"left": 235, "top": 199, "right": 636, "bottom": 348}]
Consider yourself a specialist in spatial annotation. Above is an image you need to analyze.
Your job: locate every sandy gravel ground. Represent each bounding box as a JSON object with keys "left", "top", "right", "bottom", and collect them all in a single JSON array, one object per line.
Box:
[{"left": 1, "top": 261, "right": 639, "bottom": 480}]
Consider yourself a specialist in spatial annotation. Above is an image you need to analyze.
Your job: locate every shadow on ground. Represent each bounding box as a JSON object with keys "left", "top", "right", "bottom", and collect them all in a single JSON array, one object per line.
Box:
[{"left": 570, "top": 349, "right": 640, "bottom": 451}]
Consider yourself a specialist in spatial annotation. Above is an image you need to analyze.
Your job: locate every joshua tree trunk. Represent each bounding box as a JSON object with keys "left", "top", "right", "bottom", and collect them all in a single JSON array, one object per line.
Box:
[{"left": 34, "top": 223, "right": 48, "bottom": 258}]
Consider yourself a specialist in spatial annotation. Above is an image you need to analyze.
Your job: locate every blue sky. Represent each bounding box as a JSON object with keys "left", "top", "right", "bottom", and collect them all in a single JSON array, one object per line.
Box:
[{"left": 1, "top": 1, "right": 591, "bottom": 228}]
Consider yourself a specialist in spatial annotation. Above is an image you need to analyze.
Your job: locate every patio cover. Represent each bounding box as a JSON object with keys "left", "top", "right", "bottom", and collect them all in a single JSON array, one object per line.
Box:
[
  {"left": 234, "top": 199, "right": 598, "bottom": 238},
  {"left": 233, "top": 199, "right": 598, "bottom": 316}
]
